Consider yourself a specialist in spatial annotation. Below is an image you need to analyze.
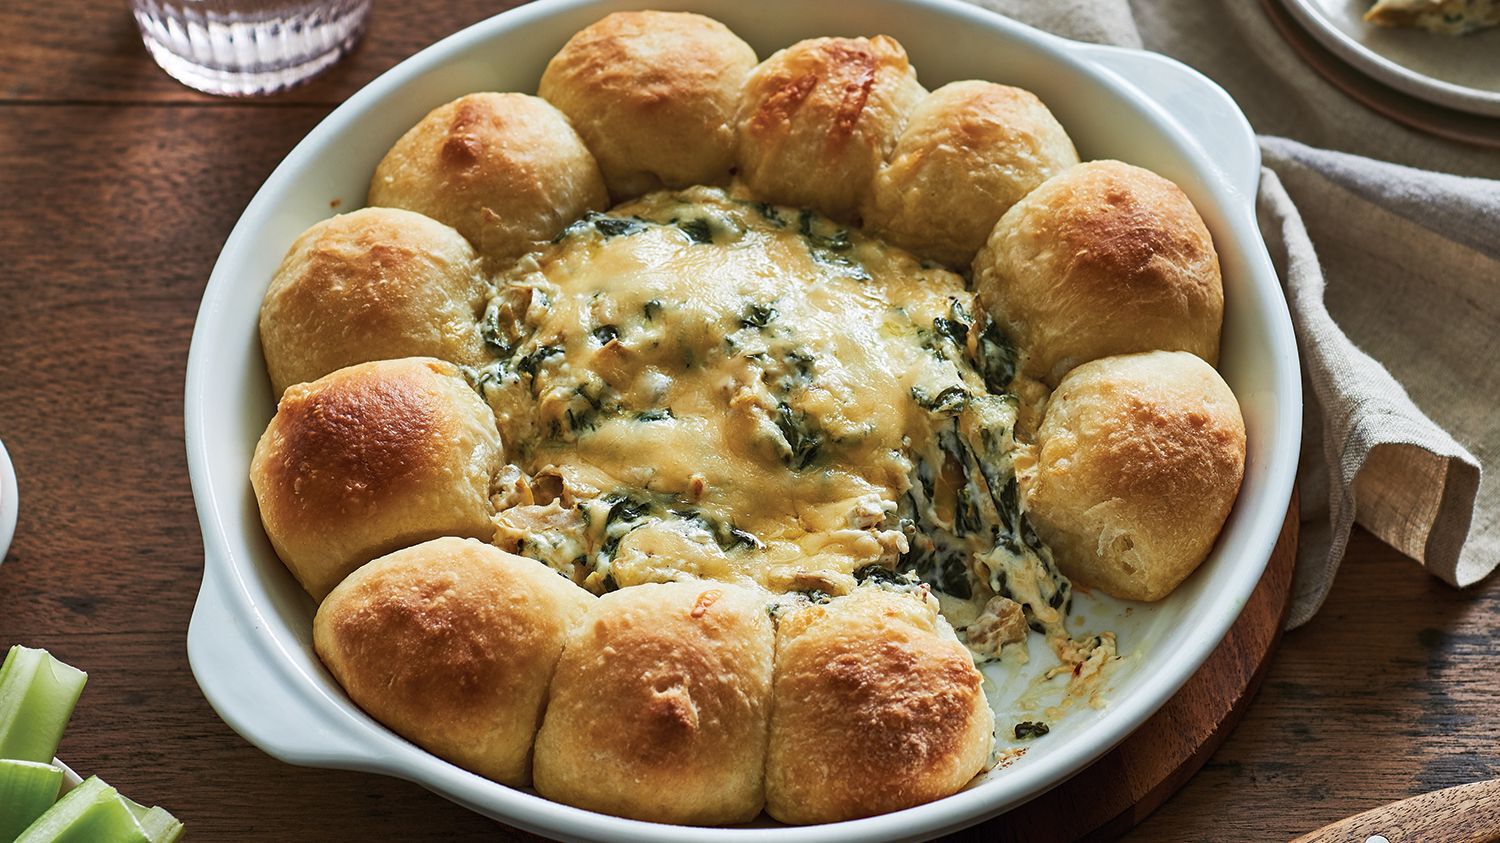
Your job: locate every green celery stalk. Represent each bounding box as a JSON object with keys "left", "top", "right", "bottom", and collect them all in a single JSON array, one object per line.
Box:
[
  {"left": 0, "top": 759, "right": 64, "bottom": 840},
  {"left": 120, "top": 795, "right": 185, "bottom": 843},
  {"left": 0, "top": 645, "right": 88, "bottom": 763},
  {"left": 14, "top": 776, "right": 149, "bottom": 843}
]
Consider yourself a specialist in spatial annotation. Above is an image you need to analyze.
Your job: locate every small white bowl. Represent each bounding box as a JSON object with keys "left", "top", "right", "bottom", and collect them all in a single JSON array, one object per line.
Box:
[{"left": 183, "top": 1, "right": 1301, "bottom": 840}]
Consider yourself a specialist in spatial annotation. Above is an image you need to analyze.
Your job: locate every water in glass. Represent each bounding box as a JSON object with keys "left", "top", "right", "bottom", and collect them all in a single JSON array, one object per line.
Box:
[{"left": 131, "top": 0, "right": 371, "bottom": 96}]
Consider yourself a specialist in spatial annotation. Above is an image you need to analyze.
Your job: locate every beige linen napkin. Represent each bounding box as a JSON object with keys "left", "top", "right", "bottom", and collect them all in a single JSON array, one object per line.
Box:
[{"left": 968, "top": 0, "right": 1498, "bottom": 627}]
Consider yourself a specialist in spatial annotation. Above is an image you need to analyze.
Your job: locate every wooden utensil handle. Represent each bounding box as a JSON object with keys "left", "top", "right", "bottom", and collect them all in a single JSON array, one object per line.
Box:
[{"left": 1291, "top": 780, "right": 1500, "bottom": 843}]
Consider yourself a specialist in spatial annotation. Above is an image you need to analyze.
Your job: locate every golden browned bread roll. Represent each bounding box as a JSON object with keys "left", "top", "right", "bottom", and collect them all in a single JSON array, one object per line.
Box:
[
  {"left": 538, "top": 11, "right": 757, "bottom": 200},
  {"left": 972, "top": 160, "right": 1223, "bottom": 386},
  {"left": 735, "top": 35, "right": 925, "bottom": 221},
  {"left": 765, "top": 587, "right": 993, "bottom": 824},
  {"left": 250, "top": 357, "right": 504, "bottom": 600},
  {"left": 532, "top": 581, "right": 774, "bottom": 825},
  {"left": 315, "top": 537, "right": 593, "bottom": 785},
  {"left": 863, "top": 80, "right": 1078, "bottom": 268},
  {"left": 258, "top": 207, "right": 490, "bottom": 397},
  {"left": 368, "top": 93, "right": 608, "bottom": 263},
  {"left": 1016, "top": 350, "right": 1246, "bottom": 602}
]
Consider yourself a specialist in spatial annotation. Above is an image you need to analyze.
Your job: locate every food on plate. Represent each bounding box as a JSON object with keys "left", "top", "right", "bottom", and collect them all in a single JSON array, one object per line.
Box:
[
  {"left": 248, "top": 11, "right": 1250, "bottom": 826},
  {"left": 314, "top": 538, "right": 593, "bottom": 785},
  {"left": 1015, "top": 351, "right": 1246, "bottom": 602},
  {"left": 249, "top": 358, "right": 503, "bottom": 600},
  {"left": 0, "top": 645, "right": 85, "bottom": 765},
  {"left": 258, "top": 207, "right": 491, "bottom": 396},
  {"left": 972, "top": 159, "right": 1223, "bottom": 387},
  {"left": 1365, "top": 0, "right": 1500, "bottom": 34},
  {"left": 735, "top": 35, "right": 925, "bottom": 221},
  {"left": 765, "top": 586, "right": 993, "bottom": 824},
  {"left": 539, "top": 11, "right": 757, "bottom": 199},
  {"left": 532, "top": 581, "right": 774, "bottom": 824},
  {"left": 864, "top": 80, "right": 1079, "bottom": 268},
  {"left": 479, "top": 186, "right": 1056, "bottom": 609},
  {"left": 368, "top": 93, "right": 608, "bottom": 262},
  {"left": 13, "top": 775, "right": 182, "bottom": 843},
  {"left": 0, "top": 646, "right": 182, "bottom": 842},
  {"left": 0, "top": 760, "right": 63, "bottom": 841}
]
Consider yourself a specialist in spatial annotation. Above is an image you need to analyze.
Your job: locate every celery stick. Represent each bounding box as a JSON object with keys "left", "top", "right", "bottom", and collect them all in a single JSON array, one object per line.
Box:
[
  {"left": 14, "top": 776, "right": 149, "bottom": 843},
  {"left": 0, "top": 645, "right": 88, "bottom": 763},
  {"left": 0, "top": 759, "right": 64, "bottom": 840},
  {"left": 120, "top": 795, "right": 185, "bottom": 843}
]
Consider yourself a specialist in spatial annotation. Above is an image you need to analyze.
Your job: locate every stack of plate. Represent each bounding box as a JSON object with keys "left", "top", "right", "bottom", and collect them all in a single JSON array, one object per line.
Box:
[{"left": 1268, "top": 0, "right": 1500, "bottom": 146}]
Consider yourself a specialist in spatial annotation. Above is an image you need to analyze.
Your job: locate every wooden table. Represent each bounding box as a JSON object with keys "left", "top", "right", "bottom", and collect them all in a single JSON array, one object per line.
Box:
[{"left": 1, "top": 3, "right": 1496, "bottom": 840}]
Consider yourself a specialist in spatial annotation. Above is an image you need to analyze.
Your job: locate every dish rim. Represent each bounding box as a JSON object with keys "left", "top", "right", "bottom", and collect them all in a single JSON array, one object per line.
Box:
[
  {"left": 182, "top": 0, "right": 1303, "bottom": 840},
  {"left": 0, "top": 436, "right": 16, "bottom": 569},
  {"left": 1278, "top": 0, "right": 1500, "bottom": 117}
]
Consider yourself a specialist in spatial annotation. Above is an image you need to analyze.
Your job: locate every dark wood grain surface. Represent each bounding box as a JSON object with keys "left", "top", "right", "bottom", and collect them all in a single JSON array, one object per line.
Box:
[{"left": 1, "top": 3, "right": 1497, "bottom": 841}]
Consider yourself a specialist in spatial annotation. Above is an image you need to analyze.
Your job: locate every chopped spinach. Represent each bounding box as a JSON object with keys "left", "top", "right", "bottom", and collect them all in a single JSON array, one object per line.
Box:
[
  {"left": 592, "top": 324, "right": 620, "bottom": 345},
  {"left": 478, "top": 304, "right": 512, "bottom": 356},
  {"left": 643, "top": 299, "right": 663, "bottom": 321},
  {"left": 595, "top": 215, "right": 647, "bottom": 238},
  {"left": 975, "top": 319, "right": 1019, "bottom": 393},
  {"left": 912, "top": 385, "right": 969, "bottom": 416},
  {"left": 604, "top": 492, "right": 651, "bottom": 526},
  {"left": 634, "top": 407, "right": 674, "bottom": 422},
  {"left": 740, "top": 302, "right": 779, "bottom": 329},
  {"left": 753, "top": 202, "right": 787, "bottom": 227},
  {"left": 674, "top": 217, "right": 714, "bottom": 245},
  {"left": 854, "top": 565, "right": 902, "bottom": 585},
  {"left": 933, "top": 315, "right": 969, "bottom": 347},
  {"left": 1014, "top": 721, "right": 1050, "bottom": 740},
  {"left": 516, "top": 344, "right": 563, "bottom": 377},
  {"left": 775, "top": 402, "right": 824, "bottom": 470}
]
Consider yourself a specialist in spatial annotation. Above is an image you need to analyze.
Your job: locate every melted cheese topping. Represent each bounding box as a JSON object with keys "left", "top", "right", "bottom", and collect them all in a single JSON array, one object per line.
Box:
[{"left": 472, "top": 186, "right": 1090, "bottom": 664}]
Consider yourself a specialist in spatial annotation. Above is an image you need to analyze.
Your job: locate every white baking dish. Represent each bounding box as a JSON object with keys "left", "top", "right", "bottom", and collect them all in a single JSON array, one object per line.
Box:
[{"left": 183, "top": 1, "right": 1301, "bottom": 839}]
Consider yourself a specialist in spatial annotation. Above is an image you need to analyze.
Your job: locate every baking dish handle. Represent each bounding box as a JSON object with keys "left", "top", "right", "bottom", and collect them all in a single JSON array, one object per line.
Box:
[
  {"left": 187, "top": 562, "right": 386, "bottom": 774},
  {"left": 1071, "top": 43, "right": 1262, "bottom": 203}
]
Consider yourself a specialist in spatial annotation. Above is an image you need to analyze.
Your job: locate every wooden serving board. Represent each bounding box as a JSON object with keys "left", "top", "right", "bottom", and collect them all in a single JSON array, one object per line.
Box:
[{"left": 950, "top": 494, "right": 1299, "bottom": 842}]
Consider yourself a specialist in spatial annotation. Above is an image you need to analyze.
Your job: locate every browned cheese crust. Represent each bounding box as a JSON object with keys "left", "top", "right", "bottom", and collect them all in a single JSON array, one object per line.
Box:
[
  {"left": 539, "top": 11, "right": 757, "bottom": 200},
  {"left": 864, "top": 80, "right": 1078, "bottom": 268},
  {"left": 368, "top": 93, "right": 608, "bottom": 263},
  {"left": 972, "top": 159, "right": 1223, "bottom": 387},
  {"left": 258, "top": 207, "right": 490, "bottom": 397},
  {"left": 765, "top": 588, "right": 993, "bottom": 824},
  {"left": 1016, "top": 350, "right": 1246, "bottom": 601},
  {"left": 735, "top": 35, "right": 925, "bottom": 222},
  {"left": 249, "top": 357, "right": 504, "bottom": 600},
  {"left": 532, "top": 581, "right": 775, "bottom": 825},
  {"left": 314, "top": 537, "right": 594, "bottom": 784}
]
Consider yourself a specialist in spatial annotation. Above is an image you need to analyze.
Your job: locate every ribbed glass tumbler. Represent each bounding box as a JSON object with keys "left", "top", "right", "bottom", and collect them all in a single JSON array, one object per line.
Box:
[{"left": 131, "top": 0, "right": 371, "bottom": 96}]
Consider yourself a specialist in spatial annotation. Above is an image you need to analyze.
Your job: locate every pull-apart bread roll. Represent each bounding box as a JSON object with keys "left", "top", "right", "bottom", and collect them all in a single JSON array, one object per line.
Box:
[
  {"left": 766, "top": 588, "right": 993, "bottom": 824},
  {"left": 736, "top": 35, "right": 925, "bottom": 221},
  {"left": 315, "top": 537, "right": 593, "bottom": 785},
  {"left": 368, "top": 92, "right": 608, "bottom": 263},
  {"left": 533, "top": 581, "right": 774, "bottom": 825},
  {"left": 259, "top": 207, "right": 490, "bottom": 397},
  {"left": 539, "top": 11, "right": 757, "bottom": 200},
  {"left": 973, "top": 160, "right": 1223, "bottom": 386},
  {"left": 250, "top": 358, "right": 504, "bottom": 600},
  {"left": 864, "top": 80, "right": 1079, "bottom": 268},
  {"left": 1017, "top": 351, "right": 1246, "bottom": 602}
]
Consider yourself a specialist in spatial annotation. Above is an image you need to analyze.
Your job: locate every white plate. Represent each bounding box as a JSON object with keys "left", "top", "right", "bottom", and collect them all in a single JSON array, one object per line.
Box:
[
  {"left": 0, "top": 437, "right": 16, "bottom": 568},
  {"left": 183, "top": 1, "right": 1302, "bottom": 840},
  {"left": 1279, "top": 0, "right": 1500, "bottom": 117}
]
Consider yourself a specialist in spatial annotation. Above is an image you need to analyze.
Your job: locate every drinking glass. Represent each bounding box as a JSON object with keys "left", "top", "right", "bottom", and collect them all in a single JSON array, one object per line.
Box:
[{"left": 130, "top": 0, "right": 372, "bottom": 96}]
